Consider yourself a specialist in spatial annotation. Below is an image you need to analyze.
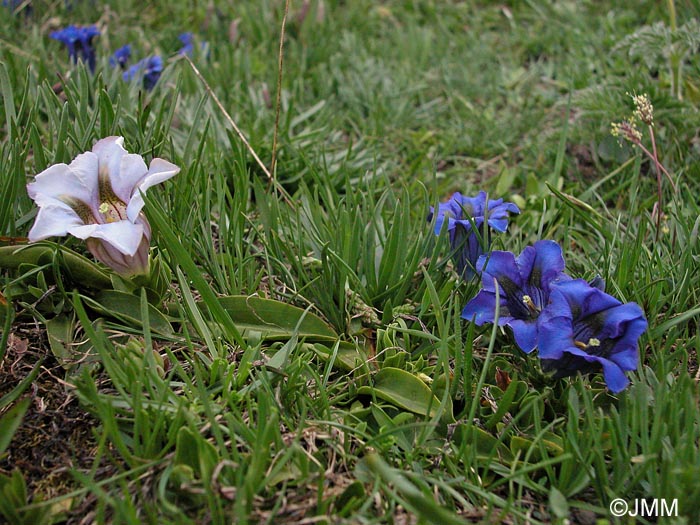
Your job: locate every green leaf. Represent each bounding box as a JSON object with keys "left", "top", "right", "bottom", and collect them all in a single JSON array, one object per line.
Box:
[
  {"left": 0, "top": 470, "right": 26, "bottom": 524},
  {"left": 45, "top": 314, "right": 75, "bottom": 366},
  {"left": 495, "top": 161, "right": 517, "bottom": 196},
  {"left": 510, "top": 434, "right": 564, "bottom": 462},
  {"left": 0, "top": 361, "right": 42, "bottom": 411},
  {"left": 363, "top": 453, "right": 467, "bottom": 525},
  {"left": 46, "top": 314, "right": 101, "bottom": 375},
  {"left": 0, "top": 398, "right": 30, "bottom": 456},
  {"left": 650, "top": 305, "right": 700, "bottom": 339},
  {"left": 214, "top": 295, "right": 337, "bottom": 341},
  {"left": 0, "top": 470, "right": 51, "bottom": 525},
  {"left": 334, "top": 480, "right": 366, "bottom": 517},
  {"left": 549, "top": 487, "right": 569, "bottom": 519},
  {"left": 84, "top": 290, "right": 174, "bottom": 335},
  {"left": 485, "top": 375, "right": 521, "bottom": 430},
  {"left": 0, "top": 295, "right": 13, "bottom": 364},
  {"left": 174, "top": 427, "right": 219, "bottom": 480},
  {"left": 358, "top": 367, "right": 442, "bottom": 418},
  {"left": 0, "top": 244, "right": 112, "bottom": 289},
  {"left": 0, "top": 63, "right": 16, "bottom": 142},
  {"left": 143, "top": 195, "right": 246, "bottom": 348},
  {"left": 310, "top": 340, "right": 369, "bottom": 371},
  {"left": 453, "top": 424, "right": 513, "bottom": 462}
]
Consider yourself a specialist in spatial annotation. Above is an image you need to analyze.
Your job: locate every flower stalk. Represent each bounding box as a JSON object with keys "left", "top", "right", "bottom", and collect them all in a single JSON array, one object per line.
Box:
[{"left": 611, "top": 93, "right": 676, "bottom": 240}]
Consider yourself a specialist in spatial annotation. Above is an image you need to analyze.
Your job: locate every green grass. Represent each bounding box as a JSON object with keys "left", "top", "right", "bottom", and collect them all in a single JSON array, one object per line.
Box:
[{"left": 1, "top": 0, "right": 699, "bottom": 523}]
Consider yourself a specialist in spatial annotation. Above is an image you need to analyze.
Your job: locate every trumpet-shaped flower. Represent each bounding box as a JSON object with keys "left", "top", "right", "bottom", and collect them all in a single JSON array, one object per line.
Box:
[
  {"left": 178, "top": 32, "right": 195, "bottom": 55},
  {"left": 461, "top": 240, "right": 569, "bottom": 353},
  {"left": 50, "top": 25, "right": 100, "bottom": 72},
  {"left": 123, "top": 55, "right": 163, "bottom": 90},
  {"left": 537, "top": 279, "right": 647, "bottom": 393},
  {"left": 26, "top": 136, "right": 180, "bottom": 276},
  {"left": 110, "top": 44, "right": 132, "bottom": 69},
  {"left": 177, "top": 32, "right": 208, "bottom": 57},
  {"left": 428, "top": 191, "right": 519, "bottom": 278}
]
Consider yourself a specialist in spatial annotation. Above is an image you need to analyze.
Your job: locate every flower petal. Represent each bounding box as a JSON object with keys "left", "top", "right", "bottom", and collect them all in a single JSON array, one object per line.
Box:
[
  {"left": 599, "top": 359, "right": 630, "bottom": 393},
  {"left": 69, "top": 221, "right": 145, "bottom": 256},
  {"left": 589, "top": 275, "right": 606, "bottom": 291},
  {"left": 125, "top": 158, "right": 180, "bottom": 221},
  {"left": 86, "top": 235, "right": 149, "bottom": 277},
  {"left": 111, "top": 153, "right": 149, "bottom": 204},
  {"left": 537, "top": 280, "right": 646, "bottom": 392},
  {"left": 537, "top": 314, "right": 574, "bottom": 359},
  {"left": 509, "top": 318, "right": 539, "bottom": 353},
  {"left": 494, "top": 202, "right": 520, "bottom": 215},
  {"left": 548, "top": 279, "right": 621, "bottom": 322},
  {"left": 457, "top": 191, "right": 487, "bottom": 217},
  {"left": 486, "top": 217, "right": 509, "bottom": 233},
  {"left": 610, "top": 344, "right": 639, "bottom": 371},
  {"left": 462, "top": 290, "right": 498, "bottom": 325},
  {"left": 92, "top": 136, "right": 128, "bottom": 189},
  {"left": 27, "top": 201, "right": 85, "bottom": 241},
  {"left": 596, "top": 302, "right": 647, "bottom": 341},
  {"left": 480, "top": 250, "right": 523, "bottom": 292},
  {"left": 27, "top": 152, "right": 99, "bottom": 210},
  {"left": 517, "top": 240, "right": 566, "bottom": 290}
]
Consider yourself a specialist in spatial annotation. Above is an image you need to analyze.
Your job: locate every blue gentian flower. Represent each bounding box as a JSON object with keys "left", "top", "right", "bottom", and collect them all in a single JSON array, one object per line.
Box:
[
  {"left": 588, "top": 274, "right": 605, "bottom": 291},
  {"left": 428, "top": 191, "right": 520, "bottom": 278},
  {"left": 537, "top": 279, "right": 647, "bottom": 393},
  {"left": 178, "top": 32, "right": 208, "bottom": 58},
  {"left": 3, "top": 0, "right": 29, "bottom": 14},
  {"left": 461, "top": 240, "right": 570, "bottom": 353},
  {"left": 123, "top": 55, "right": 163, "bottom": 90},
  {"left": 178, "top": 32, "right": 195, "bottom": 55},
  {"left": 110, "top": 44, "right": 131, "bottom": 69},
  {"left": 50, "top": 25, "right": 100, "bottom": 72}
]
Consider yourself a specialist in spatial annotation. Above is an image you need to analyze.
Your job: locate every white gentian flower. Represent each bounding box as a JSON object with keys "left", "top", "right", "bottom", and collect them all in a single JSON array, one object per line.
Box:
[{"left": 26, "top": 136, "right": 180, "bottom": 277}]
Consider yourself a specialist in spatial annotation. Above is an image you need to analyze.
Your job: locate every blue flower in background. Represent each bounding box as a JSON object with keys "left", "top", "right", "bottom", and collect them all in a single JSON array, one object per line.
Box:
[
  {"left": 178, "top": 32, "right": 194, "bottom": 55},
  {"left": 50, "top": 25, "right": 100, "bottom": 71},
  {"left": 123, "top": 55, "right": 163, "bottom": 90},
  {"left": 177, "top": 32, "right": 208, "bottom": 58},
  {"left": 428, "top": 191, "right": 520, "bottom": 278},
  {"left": 461, "top": 240, "right": 570, "bottom": 353},
  {"left": 588, "top": 274, "right": 605, "bottom": 291},
  {"left": 3, "top": 0, "right": 30, "bottom": 14},
  {"left": 110, "top": 44, "right": 131, "bottom": 69},
  {"left": 537, "top": 279, "right": 647, "bottom": 393}
]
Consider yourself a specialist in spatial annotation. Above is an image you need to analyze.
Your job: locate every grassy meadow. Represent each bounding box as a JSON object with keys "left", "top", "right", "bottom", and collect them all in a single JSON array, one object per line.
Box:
[{"left": 1, "top": 0, "right": 700, "bottom": 523}]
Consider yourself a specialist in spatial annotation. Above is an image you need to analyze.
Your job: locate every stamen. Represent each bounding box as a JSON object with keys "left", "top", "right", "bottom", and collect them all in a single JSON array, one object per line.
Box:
[
  {"left": 522, "top": 294, "right": 539, "bottom": 314},
  {"left": 98, "top": 199, "right": 127, "bottom": 223},
  {"left": 574, "top": 338, "right": 601, "bottom": 350}
]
